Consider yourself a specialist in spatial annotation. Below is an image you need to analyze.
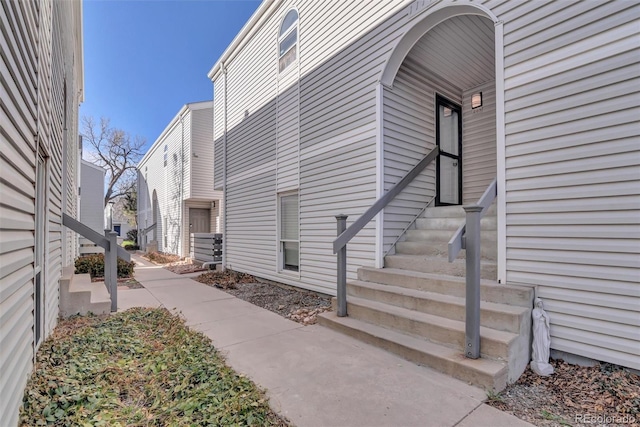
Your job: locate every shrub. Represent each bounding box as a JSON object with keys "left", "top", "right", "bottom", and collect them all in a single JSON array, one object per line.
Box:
[
  {"left": 123, "top": 244, "right": 139, "bottom": 251},
  {"left": 126, "top": 229, "right": 138, "bottom": 242},
  {"left": 74, "top": 254, "right": 135, "bottom": 278}
]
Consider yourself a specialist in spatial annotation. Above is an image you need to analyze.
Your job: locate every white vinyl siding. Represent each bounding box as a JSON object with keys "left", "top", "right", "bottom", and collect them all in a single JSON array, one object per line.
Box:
[
  {"left": 462, "top": 81, "right": 496, "bottom": 203},
  {"left": 190, "top": 107, "right": 215, "bottom": 199},
  {"left": 497, "top": 0, "right": 640, "bottom": 369},
  {"left": 137, "top": 102, "right": 217, "bottom": 257},
  {"left": 276, "top": 80, "right": 299, "bottom": 191},
  {"left": 211, "top": 0, "right": 639, "bottom": 371},
  {"left": 382, "top": 56, "right": 461, "bottom": 255},
  {"left": 0, "top": 0, "right": 82, "bottom": 425},
  {"left": 80, "top": 161, "right": 106, "bottom": 233}
]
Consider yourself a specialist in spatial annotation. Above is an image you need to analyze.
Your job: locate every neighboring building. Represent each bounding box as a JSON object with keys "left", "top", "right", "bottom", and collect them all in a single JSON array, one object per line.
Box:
[
  {"left": 79, "top": 160, "right": 106, "bottom": 254},
  {"left": 137, "top": 101, "right": 222, "bottom": 257},
  {"left": 209, "top": 0, "right": 640, "bottom": 388},
  {"left": 0, "top": 1, "right": 84, "bottom": 425}
]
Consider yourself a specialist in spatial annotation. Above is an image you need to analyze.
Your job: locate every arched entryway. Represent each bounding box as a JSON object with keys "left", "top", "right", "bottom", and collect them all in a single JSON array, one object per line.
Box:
[{"left": 379, "top": 5, "right": 503, "bottom": 282}]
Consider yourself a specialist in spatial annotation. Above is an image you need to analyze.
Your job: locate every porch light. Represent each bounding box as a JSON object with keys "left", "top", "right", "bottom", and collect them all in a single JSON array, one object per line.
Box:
[{"left": 471, "top": 92, "right": 483, "bottom": 109}]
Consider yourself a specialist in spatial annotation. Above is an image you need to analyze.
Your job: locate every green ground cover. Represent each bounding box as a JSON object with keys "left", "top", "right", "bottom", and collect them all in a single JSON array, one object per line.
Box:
[{"left": 20, "top": 308, "right": 287, "bottom": 426}]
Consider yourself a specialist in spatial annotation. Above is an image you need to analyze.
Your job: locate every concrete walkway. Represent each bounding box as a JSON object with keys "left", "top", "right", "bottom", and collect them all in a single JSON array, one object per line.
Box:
[{"left": 119, "top": 254, "right": 533, "bottom": 427}]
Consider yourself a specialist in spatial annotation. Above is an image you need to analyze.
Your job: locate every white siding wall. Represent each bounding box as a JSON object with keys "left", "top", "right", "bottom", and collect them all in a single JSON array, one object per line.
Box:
[
  {"left": 138, "top": 103, "right": 217, "bottom": 257},
  {"left": 493, "top": 0, "right": 640, "bottom": 369},
  {"left": 462, "top": 81, "right": 496, "bottom": 203},
  {"left": 213, "top": 0, "right": 639, "bottom": 368},
  {"left": 0, "top": 0, "right": 82, "bottom": 425},
  {"left": 190, "top": 106, "right": 215, "bottom": 199},
  {"left": 382, "top": 57, "right": 461, "bottom": 254},
  {"left": 80, "top": 162, "right": 106, "bottom": 233}
]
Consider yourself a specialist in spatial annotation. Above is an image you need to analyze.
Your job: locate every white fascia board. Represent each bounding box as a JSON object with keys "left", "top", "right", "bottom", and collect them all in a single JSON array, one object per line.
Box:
[
  {"left": 187, "top": 100, "right": 214, "bottom": 111},
  {"left": 137, "top": 104, "right": 192, "bottom": 168},
  {"left": 207, "top": 0, "right": 279, "bottom": 81},
  {"left": 81, "top": 159, "right": 106, "bottom": 174}
]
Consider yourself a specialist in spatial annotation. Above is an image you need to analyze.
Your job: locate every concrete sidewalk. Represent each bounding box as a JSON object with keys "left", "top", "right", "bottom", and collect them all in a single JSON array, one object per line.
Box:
[{"left": 120, "top": 254, "right": 533, "bottom": 427}]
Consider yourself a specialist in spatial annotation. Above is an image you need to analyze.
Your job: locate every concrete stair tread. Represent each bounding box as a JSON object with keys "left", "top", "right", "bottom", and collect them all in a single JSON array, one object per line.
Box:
[
  {"left": 347, "top": 296, "right": 518, "bottom": 350},
  {"left": 384, "top": 254, "right": 498, "bottom": 280},
  {"left": 358, "top": 267, "right": 533, "bottom": 308},
  {"left": 318, "top": 311, "right": 508, "bottom": 390},
  {"left": 348, "top": 280, "right": 527, "bottom": 316},
  {"left": 395, "top": 241, "right": 497, "bottom": 260}
]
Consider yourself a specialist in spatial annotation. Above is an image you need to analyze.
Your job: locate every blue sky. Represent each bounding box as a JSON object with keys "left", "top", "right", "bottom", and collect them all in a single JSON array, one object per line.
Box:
[{"left": 81, "top": 0, "right": 261, "bottom": 152}]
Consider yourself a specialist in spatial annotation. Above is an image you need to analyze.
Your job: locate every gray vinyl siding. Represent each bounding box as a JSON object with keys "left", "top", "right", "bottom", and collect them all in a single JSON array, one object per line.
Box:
[
  {"left": 495, "top": 0, "right": 640, "bottom": 369},
  {"left": 0, "top": 0, "right": 82, "bottom": 425}
]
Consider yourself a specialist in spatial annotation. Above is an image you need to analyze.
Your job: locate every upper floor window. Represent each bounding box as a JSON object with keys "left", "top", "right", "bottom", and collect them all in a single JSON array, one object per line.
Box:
[{"left": 279, "top": 9, "right": 298, "bottom": 73}]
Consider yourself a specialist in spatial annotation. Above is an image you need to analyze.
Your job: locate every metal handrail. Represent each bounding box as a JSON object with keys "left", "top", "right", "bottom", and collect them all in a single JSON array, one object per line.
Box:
[
  {"left": 384, "top": 195, "right": 436, "bottom": 258},
  {"left": 447, "top": 177, "right": 497, "bottom": 262},
  {"left": 63, "top": 213, "right": 131, "bottom": 312},
  {"left": 333, "top": 146, "right": 439, "bottom": 316},
  {"left": 445, "top": 177, "right": 497, "bottom": 360}
]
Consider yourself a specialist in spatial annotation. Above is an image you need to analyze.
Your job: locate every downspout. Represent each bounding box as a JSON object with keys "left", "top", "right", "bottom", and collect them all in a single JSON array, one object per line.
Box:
[
  {"left": 180, "top": 115, "right": 185, "bottom": 257},
  {"left": 222, "top": 62, "right": 228, "bottom": 270}
]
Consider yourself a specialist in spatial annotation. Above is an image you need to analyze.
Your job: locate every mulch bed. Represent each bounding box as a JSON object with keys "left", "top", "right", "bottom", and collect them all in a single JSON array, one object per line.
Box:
[
  {"left": 487, "top": 359, "right": 640, "bottom": 426},
  {"left": 194, "top": 270, "right": 332, "bottom": 325}
]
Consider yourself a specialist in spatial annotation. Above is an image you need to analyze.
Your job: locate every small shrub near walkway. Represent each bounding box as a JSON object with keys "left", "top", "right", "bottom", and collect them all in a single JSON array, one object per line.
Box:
[
  {"left": 20, "top": 308, "right": 288, "bottom": 426},
  {"left": 74, "top": 253, "right": 135, "bottom": 279}
]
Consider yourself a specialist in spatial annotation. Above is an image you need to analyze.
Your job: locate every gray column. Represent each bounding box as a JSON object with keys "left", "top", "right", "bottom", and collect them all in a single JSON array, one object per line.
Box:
[
  {"left": 106, "top": 230, "right": 118, "bottom": 312},
  {"left": 336, "top": 215, "right": 348, "bottom": 317},
  {"left": 463, "top": 205, "right": 482, "bottom": 359}
]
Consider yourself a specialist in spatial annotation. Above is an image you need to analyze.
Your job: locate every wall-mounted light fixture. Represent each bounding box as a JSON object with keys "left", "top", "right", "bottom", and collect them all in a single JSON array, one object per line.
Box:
[{"left": 471, "top": 92, "right": 483, "bottom": 109}]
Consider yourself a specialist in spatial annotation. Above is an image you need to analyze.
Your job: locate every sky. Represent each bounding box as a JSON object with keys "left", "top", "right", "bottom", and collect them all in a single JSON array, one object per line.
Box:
[{"left": 81, "top": 0, "right": 261, "bottom": 153}]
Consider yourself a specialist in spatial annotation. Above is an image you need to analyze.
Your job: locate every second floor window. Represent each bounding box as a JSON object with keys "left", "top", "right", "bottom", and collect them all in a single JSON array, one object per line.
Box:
[{"left": 279, "top": 9, "right": 298, "bottom": 73}]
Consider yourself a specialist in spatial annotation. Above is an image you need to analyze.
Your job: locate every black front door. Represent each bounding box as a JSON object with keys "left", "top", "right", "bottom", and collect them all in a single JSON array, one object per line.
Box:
[{"left": 436, "top": 95, "right": 462, "bottom": 205}]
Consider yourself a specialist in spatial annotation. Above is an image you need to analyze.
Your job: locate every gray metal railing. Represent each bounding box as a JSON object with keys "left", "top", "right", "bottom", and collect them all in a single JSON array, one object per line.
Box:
[
  {"left": 447, "top": 177, "right": 497, "bottom": 359},
  {"left": 63, "top": 213, "right": 131, "bottom": 312},
  {"left": 333, "top": 146, "right": 439, "bottom": 317}
]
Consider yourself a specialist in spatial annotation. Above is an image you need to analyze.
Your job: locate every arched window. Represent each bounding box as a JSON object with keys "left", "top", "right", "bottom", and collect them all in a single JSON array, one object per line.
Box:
[{"left": 278, "top": 9, "right": 298, "bottom": 72}]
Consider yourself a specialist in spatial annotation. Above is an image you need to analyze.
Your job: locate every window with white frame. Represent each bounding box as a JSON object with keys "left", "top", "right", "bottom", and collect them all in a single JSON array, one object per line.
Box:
[
  {"left": 278, "top": 9, "right": 298, "bottom": 73},
  {"left": 279, "top": 192, "right": 299, "bottom": 272}
]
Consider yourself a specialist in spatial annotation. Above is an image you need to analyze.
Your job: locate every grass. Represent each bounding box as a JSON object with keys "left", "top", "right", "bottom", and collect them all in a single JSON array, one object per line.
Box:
[
  {"left": 20, "top": 308, "right": 287, "bottom": 426},
  {"left": 121, "top": 240, "right": 135, "bottom": 247}
]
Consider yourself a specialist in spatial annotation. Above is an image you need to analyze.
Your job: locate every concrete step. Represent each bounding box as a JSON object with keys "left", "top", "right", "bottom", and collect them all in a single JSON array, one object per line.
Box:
[
  {"left": 60, "top": 271, "right": 111, "bottom": 317},
  {"left": 346, "top": 280, "right": 529, "bottom": 334},
  {"left": 318, "top": 311, "right": 508, "bottom": 391},
  {"left": 414, "top": 216, "right": 497, "bottom": 231},
  {"left": 395, "top": 241, "right": 497, "bottom": 260},
  {"left": 404, "top": 228, "right": 497, "bottom": 244},
  {"left": 342, "top": 296, "right": 517, "bottom": 360},
  {"left": 384, "top": 254, "right": 497, "bottom": 280},
  {"left": 357, "top": 267, "right": 533, "bottom": 308},
  {"left": 421, "top": 204, "right": 496, "bottom": 219},
  {"left": 395, "top": 240, "right": 497, "bottom": 260}
]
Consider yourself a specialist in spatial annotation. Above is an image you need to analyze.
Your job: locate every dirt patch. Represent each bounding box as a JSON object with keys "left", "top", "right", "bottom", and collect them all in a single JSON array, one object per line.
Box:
[
  {"left": 164, "top": 261, "right": 208, "bottom": 275},
  {"left": 142, "top": 251, "right": 181, "bottom": 264},
  {"left": 488, "top": 359, "right": 640, "bottom": 426},
  {"left": 194, "top": 270, "right": 332, "bottom": 325},
  {"left": 90, "top": 277, "right": 144, "bottom": 289}
]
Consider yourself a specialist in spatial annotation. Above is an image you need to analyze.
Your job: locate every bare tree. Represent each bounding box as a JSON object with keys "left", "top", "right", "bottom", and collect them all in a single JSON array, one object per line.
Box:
[{"left": 81, "top": 116, "right": 145, "bottom": 206}]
